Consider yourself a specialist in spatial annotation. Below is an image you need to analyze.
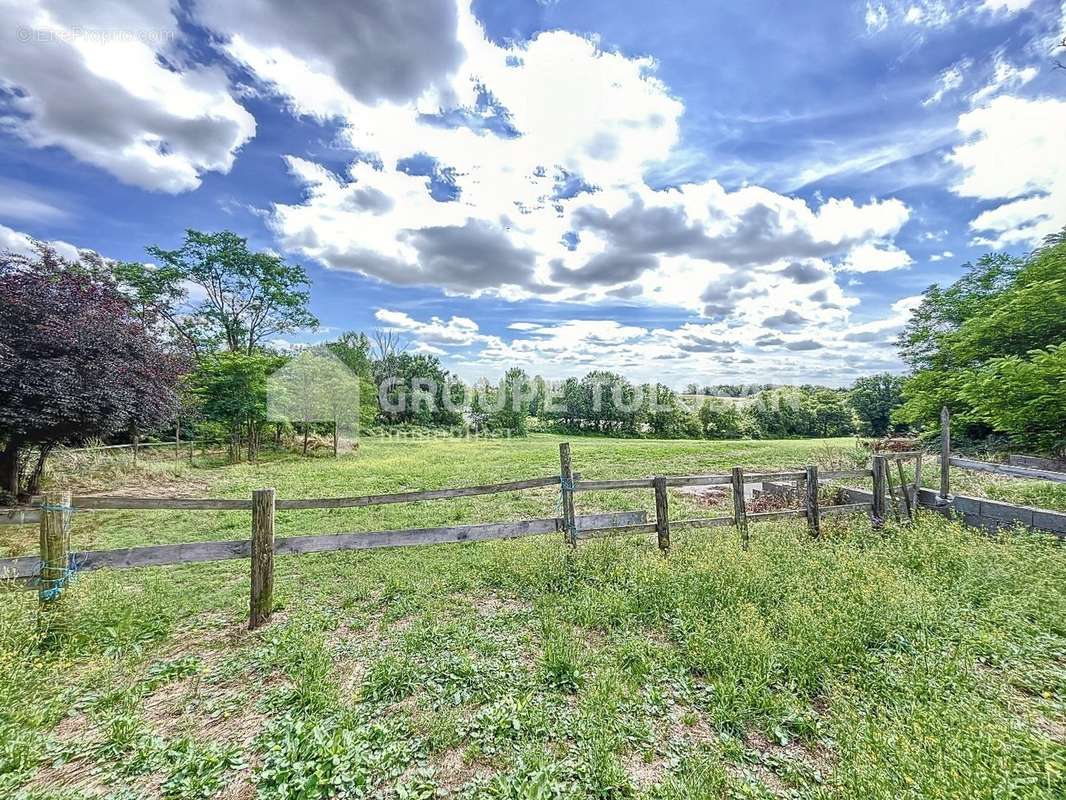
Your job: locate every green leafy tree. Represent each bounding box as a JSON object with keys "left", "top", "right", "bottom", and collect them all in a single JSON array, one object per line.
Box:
[
  {"left": 847, "top": 374, "right": 904, "bottom": 436},
  {"left": 896, "top": 233, "right": 1066, "bottom": 445},
  {"left": 192, "top": 352, "right": 285, "bottom": 461},
  {"left": 116, "top": 229, "right": 317, "bottom": 356},
  {"left": 493, "top": 368, "right": 531, "bottom": 434},
  {"left": 958, "top": 345, "right": 1066, "bottom": 455}
]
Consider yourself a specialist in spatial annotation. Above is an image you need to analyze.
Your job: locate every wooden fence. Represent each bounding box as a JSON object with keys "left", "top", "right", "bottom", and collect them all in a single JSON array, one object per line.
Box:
[
  {"left": 0, "top": 443, "right": 885, "bottom": 630},
  {"left": 937, "top": 407, "right": 1066, "bottom": 499}
]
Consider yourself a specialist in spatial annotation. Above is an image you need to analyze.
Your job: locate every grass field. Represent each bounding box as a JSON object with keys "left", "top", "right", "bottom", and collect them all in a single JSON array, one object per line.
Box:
[{"left": 1, "top": 435, "right": 1064, "bottom": 799}]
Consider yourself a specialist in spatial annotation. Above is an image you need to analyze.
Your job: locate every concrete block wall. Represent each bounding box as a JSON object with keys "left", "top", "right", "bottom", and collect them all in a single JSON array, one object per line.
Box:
[{"left": 838, "top": 484, "right": 1065, "bottom": 539}]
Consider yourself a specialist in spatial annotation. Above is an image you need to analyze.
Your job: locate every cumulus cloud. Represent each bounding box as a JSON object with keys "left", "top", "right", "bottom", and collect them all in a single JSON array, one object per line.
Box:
[
  {"left": 838, "top": 242, "right": 913, "bottom": 272},
  {"left": 950, "top": 95, "right": 1066, "bottom": 246},
  {"left": 0, "top": 1, "right": 255, "bottom": 192},
  {"left": 0, "top": 222, "right": 81, "bottom": 261},
  {"left": 387, "top": 308, "right": 909, "bottom": 386},
  {"left": 197, "top": 0, "right": 464, "bottom": 108},
  {"left": 374, "top": 309, "right": 484, "bottom": 346},
  {"left": 197, "top": 0, "right": 914, "bottom": 344}
]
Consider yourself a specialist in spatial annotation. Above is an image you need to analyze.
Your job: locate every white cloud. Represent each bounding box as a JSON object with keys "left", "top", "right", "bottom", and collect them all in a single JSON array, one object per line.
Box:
[
  {"left": 929, "top": 250, "right": 954, "bottom": 261},
  {"left": 0, "top": 222, "right": 80, "bottom": 261},
  {"left": 374, "top": 309, "right": 484, "bottom": 347},
  {"left": 950, "top": 95, "right": 1066, "bottom": 246},
  {"left": 0, "top": 1, "right": 255, "bottom": 192},
  {"left": 391, "top": 308, "right": 910, "bottom": 386},
  {"left": 922, "top": 59, "right": 969, "bottom": 106},
  {"left": 838, "top": 242, "right": 914, "bottom": 272},
  {"left": 969, "top": 57, "right": 1038, "bottom": 105},
  {"left": 980, "top": 0, "right": 1036, "bottom": 13},
  {"left": 196, "top": 0, "right": 912, "bottom": 335}
]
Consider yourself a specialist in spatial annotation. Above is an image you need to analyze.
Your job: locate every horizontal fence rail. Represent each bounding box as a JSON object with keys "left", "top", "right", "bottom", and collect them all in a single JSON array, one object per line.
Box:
[
  {"left": 3, "top": 443, "right": 891, "bottom": 630},
  {"left": 949, "top": 456, "right": 1066, "bottom": 484},
  {"left": 0, "top": 511, "right": 647, "bottom": 580}
]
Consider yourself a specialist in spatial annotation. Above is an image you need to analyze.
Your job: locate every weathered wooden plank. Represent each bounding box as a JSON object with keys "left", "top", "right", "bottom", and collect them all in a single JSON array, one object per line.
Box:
[
  {"left": 748, "top": 509, "right": 806, "bottom": 522},
  {"left": 0, "top": 509, "right": 41, "bottom": 526},
  {"left": 73, "top": 497, "right": 252, "bottom": 510},
  {"left": 574, "top": 478, "right": 656, "bottom": 491},
  {"left": 279, "top": 474, "right": 570, "bottom": 509},
  {"left": 671, "top": 516, "right": 734, "bottom": 529},
  {"left": 732, "top": 467, "right": 749, "bottom": 549},
  {"left": 654, "top": 476, "right": 670, "bottom": 553},
  {"left": 1008, "top": 454, "right": 1066, "bottom": 472},
  {"left": 804, "top": 465, "right": 821, "bottom": 538},
  {"left": 559, "top": 443, "right": 577, "bottom": 547},
  {"left": 0, "top": 511, "right": 647, "bottom": 580},
  {"left": 576, "top": 523, "right": 658, "bottom": 541},
  {"left": 249, "top": 489, "right": 275, "bottom": 630},
  {"left": 663, "top": 475, "right": 732, "bottom": 487},
  {"left": 70, "top": 475, "right": 572, "bottom": 512},
  {"left": 940, "top": 406, "right": 951, "bottom": 499},
  {"left": 872, "top": 455, "right": 887, "bottom": 529},
  {"left": 949, "top": 457, "right": 1066, "bottom": 483}
]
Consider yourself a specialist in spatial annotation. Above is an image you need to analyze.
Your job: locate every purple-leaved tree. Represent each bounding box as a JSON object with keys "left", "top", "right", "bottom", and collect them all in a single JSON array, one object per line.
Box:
[{"left": 0, "top": 245, "right": 185, "bottom": 499}]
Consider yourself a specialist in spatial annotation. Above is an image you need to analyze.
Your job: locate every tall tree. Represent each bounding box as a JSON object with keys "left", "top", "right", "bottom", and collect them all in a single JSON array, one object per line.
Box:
[
  {"left": 896, "top": 233, "right": 1066, "bottom": 440},
  {"left": 116, "top": 229, "right": 317, "bottom": 356},
  {"left": 847, "top": 374, "right": 904, "bottom": 436},
  {"left": 0, "top": 245, "right": 184, "bottom": 497}
]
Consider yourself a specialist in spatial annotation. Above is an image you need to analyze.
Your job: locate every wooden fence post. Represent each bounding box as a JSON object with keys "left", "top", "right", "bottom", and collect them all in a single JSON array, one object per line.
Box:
[
  {"left": 39, "top": 491, "right": 71, "bottom": 605},
  {"left": 804, "top": 465, "right": 821, "bottom": 538},
  {"left": 913, "top": 452, "right": 923, "bottom": 513},
  {"left": 654, "top": 476, "right": 670, "bottom": 554},
  {"left": 871, "top": 455, "right": 887, "bottom": 530},
  {"left": 249, "top": 488, "right": 275, "bottom": 630},
  {"left": 896, "top": 460, "right": 914, "bottom": 522},
  {"left": 939, "top": 406, "right": 951, "bottom": 504},
  {"left": 558, "top": 443, "right": 577, "bottom": 548},
  {"left": 731, "top": 467, "right": 748, "bottom": 549}
]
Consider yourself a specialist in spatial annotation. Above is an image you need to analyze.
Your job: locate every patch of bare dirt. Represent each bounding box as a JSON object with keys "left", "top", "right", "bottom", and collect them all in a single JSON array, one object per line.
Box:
[
  {"left": 142, "top": 669, "right": 277, "bottom": 747},
  {"left": 622, "top": 749, "right": 668, "bottom": 791},
  {"left": 430, "top": 746, "right": 496, "bottom": 796}
]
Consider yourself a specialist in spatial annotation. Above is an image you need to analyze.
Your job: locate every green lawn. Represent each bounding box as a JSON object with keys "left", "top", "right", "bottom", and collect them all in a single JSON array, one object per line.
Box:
[{"left": 1, "top": 435, "right": 1063, "bottom": 799}]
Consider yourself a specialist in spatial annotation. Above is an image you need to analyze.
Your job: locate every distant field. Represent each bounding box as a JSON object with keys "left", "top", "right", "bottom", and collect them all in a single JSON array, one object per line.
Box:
[{"left": 1, "top": 435, "right": 1063, "bottom": 799}]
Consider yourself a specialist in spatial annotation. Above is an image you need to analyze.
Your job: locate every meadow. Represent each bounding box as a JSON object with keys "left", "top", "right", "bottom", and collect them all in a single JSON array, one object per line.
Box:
[{"left": 0, "top": 435, "right": 1063, "bottom": 799}]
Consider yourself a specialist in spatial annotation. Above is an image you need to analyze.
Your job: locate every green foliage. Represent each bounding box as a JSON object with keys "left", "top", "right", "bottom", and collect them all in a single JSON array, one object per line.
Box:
[
  {"left": 896, "top": 233, "right": 1066, "bottom": 452},
  {"left": 119, "top": 229, "right": 318, "bottom": 356},
  {"left": 959, "top": 344, "right": 1066, "bottom": 454},
  {"left": 256, "top": 713, "right": 417, "bottom": 800},
  {"left": 847, "top": 373, "right": 904, "bottom": 436},
  {"left": 190, "top": 351, "right": 286, "bottom": 460}
]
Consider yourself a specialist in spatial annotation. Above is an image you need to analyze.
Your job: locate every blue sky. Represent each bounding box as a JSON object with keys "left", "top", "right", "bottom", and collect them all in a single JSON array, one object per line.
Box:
[{"left": 2, "top": 0, "right": 1064, "bottom": 386}]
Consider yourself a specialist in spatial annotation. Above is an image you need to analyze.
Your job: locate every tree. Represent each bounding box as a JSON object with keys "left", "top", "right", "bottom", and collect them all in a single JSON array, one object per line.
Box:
[
  {"left": 0, "top": 245, "right": 184, "bottom": 497},
  {"left": 896, "top": 234, "right": 1066, "bottom": 439},
  {"left": 812, "top": 389, "right": 854, "bottom": 437},
  {"left": 958, "top": 345, "right": 1066, "bottom": 455},
  {"left": 116, "top": 229, "right": 317, "bottom": 356},
  {"left": 192, "top": 352, "right": 285, "bottom": 462},
  {"left": 326, "top": 332, "right": 380, "bottom": 430},
  {"left": 847, "top": 374, "right": 903, "bottom": 436},
  {"left": 493, "top": 368, "right": 531, "bottom": 434}
]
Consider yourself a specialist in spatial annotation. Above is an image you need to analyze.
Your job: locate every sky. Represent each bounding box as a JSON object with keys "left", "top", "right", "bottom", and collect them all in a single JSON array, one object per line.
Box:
[{"left": 1, "top": 0, "right": 1064, "bottom": 387}]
